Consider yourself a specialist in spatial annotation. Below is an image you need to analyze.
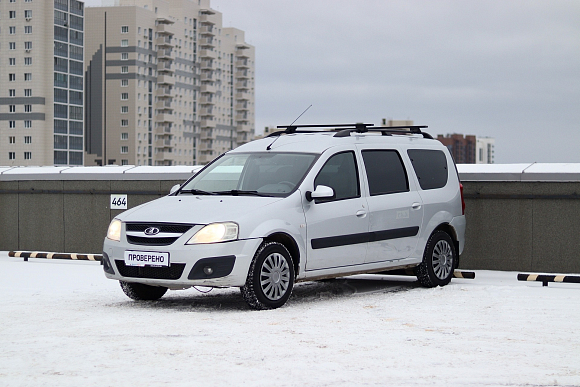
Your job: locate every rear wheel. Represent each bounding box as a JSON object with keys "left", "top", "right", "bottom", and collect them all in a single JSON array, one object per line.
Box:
[
  {"left": 241, "top": 241, "right": 295, "bottom": 310},
  {"left": 415, "top": 231, "right": 456, "bottom": 287},
  {"left": 120, "top": 281, "right": 168, "bottom": 300}
]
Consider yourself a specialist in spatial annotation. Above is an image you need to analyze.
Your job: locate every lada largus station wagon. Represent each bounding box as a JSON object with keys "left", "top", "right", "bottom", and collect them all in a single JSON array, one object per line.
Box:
[{"left": 103, "top": 124, "right": 466, "bottom": 309}]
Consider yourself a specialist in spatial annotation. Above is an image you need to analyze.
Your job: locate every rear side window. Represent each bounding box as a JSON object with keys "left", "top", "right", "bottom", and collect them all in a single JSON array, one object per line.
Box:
[
  {"left": 407, "top": 149, "right": 448, "bottom": 190},
  {"left": 362, "top": 150, "right": 408, "bottom": 195}
]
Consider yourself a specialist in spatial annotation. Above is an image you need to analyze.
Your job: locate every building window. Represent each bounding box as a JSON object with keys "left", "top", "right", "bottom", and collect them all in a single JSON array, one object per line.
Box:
[
  {"left": 25, "top": 26, "right": 32, "bottom": 34},
  {"left": 9, "top": 11, "right": 16, "bottom": 19},
  {"left": 121, "top": 106, "right": 128, "bottom": 113},
  {"left": 24, "top": 105, "right": 32, "bottom": 112},
  {"left": 121, "top": 79, "right": 129, "bottom": 87},
  {"left": 25, "top": 41, "right": 32, "bottom": 50},
  {"left": 121, "top": 120, "right": 129, "bottom": 128},
  {"left": 24, "top": 136, "right": 32, "bottom": 144},
  {"left": 9, "top": 152, "right": 16, "bottom": 160},
  {"left": 121, "top": 66, "right": 129, "bottom": 73},
  {"left": 69, "top": 106, "right": 83, "bottom": 120},
  {"left": 9, "top": 89, "right": 16, "bottom": 97},
  {"left": 9, "top": 58, "right": 16, "bottom": 66},
  {"left": 9, "top": 105, "right": 16, "bottom": 113},
  {"left": 9, "top": 26, "right": 16, "bottom": 34},
  {"left": 69, "top": 75, "right": 83, "bottom": 90},
  {"left": 70, "top": 60, "right": 83, "bottom": 75},
  {"left": 121, "top": 52, "right": 129, "bottom": 60},
  {"left": 24, "top": 57, "right": 32, "bottom": 65},
  {"left": 24, "top": 73, "right": 32, "bottom": 81},
  {"left": 24, "top": 89, "right": 32, "bottom": 97},
  {"left": 9, "top": 121, "right": 16, "bottom": 128},
  {"left": 9, "top": 74, "right": 16, "bottom": 82},
  {"left": 24, "top": 120, "right": 32, "bottom": 128},
  {"left": 121, "top": 93, "right": 129, "bottom": 100},
  {"left": 121, "top": 26, "right": 129, "bottom": 33},
  {"left": 54, "top": 151, "right": 68, "bottom": 165},
  {"left": 24, "top": 10, "right": 32, "bottom": 19},
  {"left": 69, "top": 45, "right": 83, "bottom": 61},
  {"left": 121, "top": 146, "right": 129, "bottom": 154},
  {"left": 9, "top": 137, "right": 16, "bottom": 144},
  {"left": 69, "top": 136, "right": 83, "bottom": 150},
  {"left": 121, "top": 39, "right": 129, "bottom": 47},
  {"left": 9, "top": 42, "right": 16, "bottom": 50},
  {"left": 121, "top": 132, "right": 129, "bottom": 139},
  {"left": 24, "top": 152, "right": 32, "bottom": 160},
  {"left": 121, "top": 160, "right": 129, "bottom": 166},
  {"left": 70, "top": 121, "right": 82, "bottom": 135}
]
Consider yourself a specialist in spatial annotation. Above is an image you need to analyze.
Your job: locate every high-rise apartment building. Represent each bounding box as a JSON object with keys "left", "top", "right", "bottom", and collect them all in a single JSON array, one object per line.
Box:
[
  {"left": 1, "top": 0, "right": 85, "bottom": 166},
  {"left": 85, "top": 0, "right": 255, "bottom": 166},
  {"left": 476, "top": 136, "right": 495, "bottom": 164}
]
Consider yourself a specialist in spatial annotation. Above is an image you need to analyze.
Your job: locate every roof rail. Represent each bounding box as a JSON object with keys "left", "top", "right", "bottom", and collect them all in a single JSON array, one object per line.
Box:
[
  {"left": 267, "top": 123, "right": 374, "bottom": 137},
  {"left": 334, "top": 125, "right": 433, "bottom": 139}
]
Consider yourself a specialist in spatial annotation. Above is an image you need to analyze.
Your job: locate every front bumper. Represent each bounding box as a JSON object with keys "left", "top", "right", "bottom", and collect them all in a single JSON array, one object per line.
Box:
[{"left": 103, "top": 237, "right": 263, "bottom": 288}]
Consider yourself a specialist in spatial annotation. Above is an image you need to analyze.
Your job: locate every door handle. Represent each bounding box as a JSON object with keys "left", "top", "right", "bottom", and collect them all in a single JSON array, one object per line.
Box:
[
  {"left": 356, "top": 210, "right": 367, "bottom": 218},
  {"left": 411, "top": 203, "right": 422, "bottom": 210}
]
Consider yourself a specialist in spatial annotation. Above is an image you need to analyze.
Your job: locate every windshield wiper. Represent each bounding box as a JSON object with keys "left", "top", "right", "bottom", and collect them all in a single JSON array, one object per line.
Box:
[
  {"left": 178, "top": 189, "right": 217, "bottom": 195},
  {"left": 214, "top": 190, "right": 273, "bottom": 197}
]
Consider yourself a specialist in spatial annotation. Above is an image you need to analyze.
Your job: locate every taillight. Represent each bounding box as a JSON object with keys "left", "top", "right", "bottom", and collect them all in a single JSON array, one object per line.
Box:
[{"left": 460, "top": 183, "right": 465, "bottom": 215}]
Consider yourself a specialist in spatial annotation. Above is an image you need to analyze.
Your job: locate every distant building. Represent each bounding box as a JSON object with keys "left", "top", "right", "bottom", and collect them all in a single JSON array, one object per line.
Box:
[
  {"left": 381, "top": 119, "right": 413, "bottom": 127},
  {"left": 437, "top": 133, "right": 495, "bottom": 164},
  {"left": 0, "top": 0, "right": 86, "bottom": 166},
  {"left": 84, "top": 0, "right": 255, "bottom": 166},
  {"left": 476, "top": 137, "right": 495, "bottom": 164}
]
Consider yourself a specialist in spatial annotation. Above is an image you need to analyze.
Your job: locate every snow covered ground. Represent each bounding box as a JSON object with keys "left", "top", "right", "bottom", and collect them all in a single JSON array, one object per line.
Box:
[{"left": 1, "top": 252, "right": 579, "bottom": 387}]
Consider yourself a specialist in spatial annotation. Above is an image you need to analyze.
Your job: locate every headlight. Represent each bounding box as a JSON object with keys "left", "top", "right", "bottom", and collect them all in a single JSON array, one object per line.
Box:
[
  {"left": 186, "top": 222, "right": 238, "bottom": 244},
  {"left": 106, "top": 219, "right": 122, "bottom": 242}
]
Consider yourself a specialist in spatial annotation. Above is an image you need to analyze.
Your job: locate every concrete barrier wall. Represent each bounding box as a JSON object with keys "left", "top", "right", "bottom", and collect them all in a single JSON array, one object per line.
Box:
[{"left": 1, "top": 164, "right": 580, "bottom": 273}]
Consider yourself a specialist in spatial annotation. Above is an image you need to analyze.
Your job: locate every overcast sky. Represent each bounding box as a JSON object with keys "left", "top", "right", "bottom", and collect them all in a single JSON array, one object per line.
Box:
[{"left": 84, "top": 0, "right": 580, "bottom": 163}]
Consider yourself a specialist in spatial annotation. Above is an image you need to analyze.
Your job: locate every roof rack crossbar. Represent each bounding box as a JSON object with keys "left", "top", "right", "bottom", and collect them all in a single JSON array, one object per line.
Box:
[
  {"left": 274, "top": 123, "right": 374, "bottom": 135},
  {"left": 333, "top": 126, "right": 432, "bottom": 139}
]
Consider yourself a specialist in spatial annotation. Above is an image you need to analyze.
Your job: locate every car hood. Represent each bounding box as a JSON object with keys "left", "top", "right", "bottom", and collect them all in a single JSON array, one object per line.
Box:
[{"left": 117, "top": 194, "right": 285, "bottom": 225}]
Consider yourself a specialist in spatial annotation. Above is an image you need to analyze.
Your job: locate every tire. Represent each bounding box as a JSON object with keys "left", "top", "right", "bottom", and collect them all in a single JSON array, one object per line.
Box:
[
  {"left": 415, "top": 231, "right": 456, "bottom": 287},
  {"left": 120, "top": 281, "right": 168, "bottom": 301},
  {"left": 241, "top": 241, "right": 295, "bottom": 310}
]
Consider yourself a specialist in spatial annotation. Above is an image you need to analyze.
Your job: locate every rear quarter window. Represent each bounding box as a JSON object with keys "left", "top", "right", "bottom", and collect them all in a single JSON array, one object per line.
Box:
[{"left": 407, "top": 149, "right": 448, "bottom": 190}]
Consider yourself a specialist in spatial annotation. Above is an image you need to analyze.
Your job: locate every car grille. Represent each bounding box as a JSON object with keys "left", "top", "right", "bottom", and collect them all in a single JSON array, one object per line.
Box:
[
  {"left": 115, "top": 260, "right": 186, "bottom": 280},
  {"left": 125, "top": 223, "right": 195, "bottom": 246}
]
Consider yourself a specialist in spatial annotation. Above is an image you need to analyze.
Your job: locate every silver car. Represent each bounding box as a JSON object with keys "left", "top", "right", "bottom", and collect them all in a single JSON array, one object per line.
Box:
[{"left": 103, "top": 124, "right": 466, "bottom": 309}]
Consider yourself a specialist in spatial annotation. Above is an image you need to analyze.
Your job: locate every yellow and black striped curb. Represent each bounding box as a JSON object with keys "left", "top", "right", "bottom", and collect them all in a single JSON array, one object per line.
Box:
[
  {"left": 453, "top": 270, "right": 475, "bottom": 279},
  {"left": 9, "top": 251, "right": 102, "bottom": 262},
  {"left": 383, "top": 269, "right": 475, "bottom": 279},
  {"left": 517, "top": 273, "right": 580, "bottom": 287}
]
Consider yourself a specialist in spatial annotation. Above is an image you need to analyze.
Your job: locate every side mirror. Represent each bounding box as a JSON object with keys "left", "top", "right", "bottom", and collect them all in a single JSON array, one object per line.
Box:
[
  {"left": 170, "top": 184, "right": 181, "bottom": 194},
  {"left": 305, "top": 185, "right": 334, "bottom": 202}
]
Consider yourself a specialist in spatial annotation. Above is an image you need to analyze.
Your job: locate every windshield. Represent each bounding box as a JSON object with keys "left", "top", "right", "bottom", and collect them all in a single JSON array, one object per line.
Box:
[{"left": 179, "top": 152, "right": 318, "bottom": 197}]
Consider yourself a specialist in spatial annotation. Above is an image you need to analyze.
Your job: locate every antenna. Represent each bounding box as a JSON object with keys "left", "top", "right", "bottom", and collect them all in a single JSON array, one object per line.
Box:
[{"left": 267, "top": 104, "right": 312, "bottom": 150}]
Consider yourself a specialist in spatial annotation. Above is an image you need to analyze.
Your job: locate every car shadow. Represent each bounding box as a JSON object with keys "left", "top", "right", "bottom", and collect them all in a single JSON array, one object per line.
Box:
[{"left": 112, "top": 274, "right": 421, "bottom": 312}]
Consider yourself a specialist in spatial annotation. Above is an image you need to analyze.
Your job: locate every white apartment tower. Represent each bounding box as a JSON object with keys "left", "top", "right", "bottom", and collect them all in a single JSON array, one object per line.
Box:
[
  {"left": 0, "top": 0, "right": 85, "bottom": 166},
  {"left": 85, "top": 0, "right": 255, "bottom": 166}
]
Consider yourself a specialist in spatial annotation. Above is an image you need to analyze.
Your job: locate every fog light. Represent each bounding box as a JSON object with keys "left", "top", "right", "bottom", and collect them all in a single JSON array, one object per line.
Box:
[{"left": 203, "top": 266, "right": 213, "bottom": 275}]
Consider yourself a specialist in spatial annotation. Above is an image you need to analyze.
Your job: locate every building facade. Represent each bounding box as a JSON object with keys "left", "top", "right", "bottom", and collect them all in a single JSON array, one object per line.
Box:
[
  {"left": 0, "top": 0, "right": 85, "bottom": 166},
  {"left": 85, "top": 0, "right": 255, "bottom": 166},
  {"left": 437, "top": 133, "right": 495, "bottom": 164}
]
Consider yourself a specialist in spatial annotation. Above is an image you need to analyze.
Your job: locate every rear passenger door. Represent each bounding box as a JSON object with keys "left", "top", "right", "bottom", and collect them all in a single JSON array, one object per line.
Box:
[{"left": 359, "top": 148, "right": 424, "bottom": 263}]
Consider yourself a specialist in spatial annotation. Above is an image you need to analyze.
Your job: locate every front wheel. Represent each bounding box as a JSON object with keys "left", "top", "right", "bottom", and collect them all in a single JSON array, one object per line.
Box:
[
  {"left": 241, "top": 242, "right": 295, "bottom": 310},
  {"left": 415, "top": 231, "right": 456, "bottom": 287},
  {"left": 120, "top": 281, "right": 168, "bottom": 300}
]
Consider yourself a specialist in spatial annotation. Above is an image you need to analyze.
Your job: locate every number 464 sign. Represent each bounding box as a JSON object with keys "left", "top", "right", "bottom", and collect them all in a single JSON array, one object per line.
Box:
[{"left": 110, "top": 194, "right": 128, "bottom": 210}]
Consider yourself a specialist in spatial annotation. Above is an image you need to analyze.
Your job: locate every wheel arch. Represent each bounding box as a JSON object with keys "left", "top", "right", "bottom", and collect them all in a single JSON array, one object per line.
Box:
[{"left": 263, "top": 232, "right": 300, "bottom": 277}]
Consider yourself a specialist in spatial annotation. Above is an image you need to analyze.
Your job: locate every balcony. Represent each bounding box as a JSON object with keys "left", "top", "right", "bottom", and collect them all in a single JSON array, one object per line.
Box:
[
  {"left": 236, "top": 103, "right": 249, "bottom": 111},
  {"left": 199, "top": 49, "right": 217, "bottom": 60},
  {"left": 158, "top": 49, "right": 173, "bottom": 60},
  {"left": 236, "top": 70, "right": 249, "bottom": 79},
  {"left": 200, "top": 72, "right": 214, "bottom": 82},
  {"left": 156, "top": 113, "right": 174, "bottom": 123},
  {"left": 156, "top": 23, "right": 175, "bottom": 36},
  {"left": 157, "top": 62, "right": 174, "bottom": 74},
  {"left": 235, "top": 80, "right": 249, "bottom": 89},
  {"left": 200, "top": 60, "right": 213, "bottom": 70},
  {"left": 199, "top": 12, "right": 217, "bottom": 25},
  {"left": 199, "top": 25, "right": 214, "bottom": 35},
  {"left": 237, "top": 124, "right": 253, "bottom": 133},
  {"left": 199, "top": 37, "right": 215, "bottom": 47},
  {"left": 200, "top": 130, "right": 216, "bottom": 140},
  {"left": 201, "top": 84, "right": 217, "bottom": 94},
  {"left": 156, "top": 36, "right": 174, "bottom": 48},
  {"left": 200, "top": 119, "right": 216, "bottom": 128},
  {"left": 199, "top": 95, "right": 213, "bottom": 105},
  {"left": 236, "top": 91, "right": 251, "bottom": 101},
  {"left": 157, "top": 75, "right": 175, "bottom": 85},
  {"left": 236, "top": 59, "right": 249, "bottom": 68},
  {"left": 155, "top": 101, "right": 173, "bottom": 110},
  {"left": 199, "top": 107, "right": 214, "bottom": 116}
]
